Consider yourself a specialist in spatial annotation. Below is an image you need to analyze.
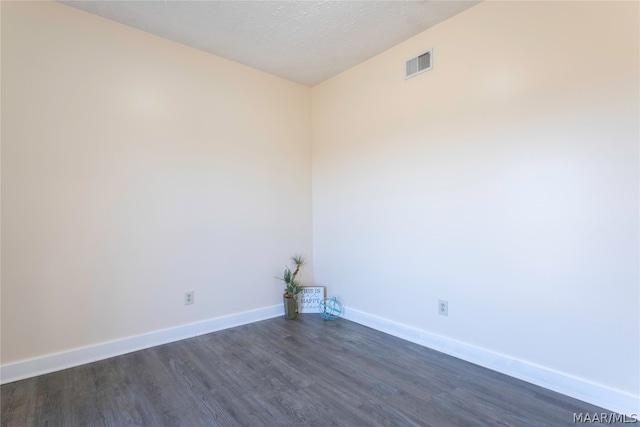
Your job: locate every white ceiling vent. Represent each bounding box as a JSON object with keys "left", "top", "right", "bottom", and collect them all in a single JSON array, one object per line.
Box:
[{"left": 405, "top": 49, "right": 432, "bottom": 79}]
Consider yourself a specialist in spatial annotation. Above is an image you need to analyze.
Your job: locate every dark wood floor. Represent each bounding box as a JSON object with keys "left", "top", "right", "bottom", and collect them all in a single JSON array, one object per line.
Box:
[{"left": 2, "top": 315, "right": 612, "bottom": 426}]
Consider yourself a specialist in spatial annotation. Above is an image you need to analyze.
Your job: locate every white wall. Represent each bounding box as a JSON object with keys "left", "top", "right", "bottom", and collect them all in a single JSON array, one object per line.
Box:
[
  {"left": 1, "top": 1, "right": 312, "bottom": 363},
  {"left": 312, "top": 0, "right": 639, "bottom": 399}
]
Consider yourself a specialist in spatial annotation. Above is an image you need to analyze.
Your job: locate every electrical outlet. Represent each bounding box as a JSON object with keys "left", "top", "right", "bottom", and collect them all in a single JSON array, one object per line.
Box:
[
  {"left": 185, "top": 291, "right": 194, "bottom": 305},
  {"left": 438, "top": 299, "right": 448, "bottom": 316}
]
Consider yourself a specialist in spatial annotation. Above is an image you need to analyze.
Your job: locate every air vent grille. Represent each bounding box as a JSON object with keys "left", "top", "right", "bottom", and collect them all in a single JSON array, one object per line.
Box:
[{"left": 405, "top": 49, "right": 432, "bottom": 79}]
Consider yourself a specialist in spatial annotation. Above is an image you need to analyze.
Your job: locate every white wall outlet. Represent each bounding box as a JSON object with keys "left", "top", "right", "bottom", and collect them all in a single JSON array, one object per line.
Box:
[
  {"left": 185, "top": 291, "right": 194, "bottom": 305},
  {"left": 438, "top": 299, "right": 448, "bottom": 316}
]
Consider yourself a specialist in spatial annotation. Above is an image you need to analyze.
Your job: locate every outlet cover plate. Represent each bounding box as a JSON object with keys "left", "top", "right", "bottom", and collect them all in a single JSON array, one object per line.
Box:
[
  {"left": 185, "top": 291, "right": 194, "bottom": 305},
  {"left": 438, "top": 299, "right": 448, "bottom": 316}
]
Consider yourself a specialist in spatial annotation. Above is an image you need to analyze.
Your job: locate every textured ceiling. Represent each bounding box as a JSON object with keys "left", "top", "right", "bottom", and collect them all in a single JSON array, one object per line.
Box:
[{"left": 59, "top": 1, "right": 480, "bottom": 87}]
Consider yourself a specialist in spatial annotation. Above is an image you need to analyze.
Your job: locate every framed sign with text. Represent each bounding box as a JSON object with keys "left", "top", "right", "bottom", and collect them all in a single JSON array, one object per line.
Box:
[{"left": 298, "top": 287, "right": 326, "bottom": 313}]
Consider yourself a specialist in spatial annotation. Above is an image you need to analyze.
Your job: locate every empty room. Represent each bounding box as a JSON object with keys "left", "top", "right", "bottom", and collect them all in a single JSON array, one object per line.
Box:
[{"left": 1, "top": 0, "right": 638, "bottom": 425}]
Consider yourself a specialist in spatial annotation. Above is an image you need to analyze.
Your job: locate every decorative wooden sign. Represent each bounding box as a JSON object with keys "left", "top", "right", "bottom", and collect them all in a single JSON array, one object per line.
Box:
[{"left": 298, "top": 286, "right": 326, "bottom": 313}]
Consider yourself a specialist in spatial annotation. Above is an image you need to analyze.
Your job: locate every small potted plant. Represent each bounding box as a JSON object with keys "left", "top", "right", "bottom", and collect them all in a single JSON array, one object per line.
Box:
[{"left": 277, "top": 255, "right": 305, "bottom": 319}]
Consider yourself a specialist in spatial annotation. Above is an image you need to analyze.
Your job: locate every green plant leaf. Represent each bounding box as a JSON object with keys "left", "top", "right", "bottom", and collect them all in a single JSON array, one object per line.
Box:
[{"left": 276, "top": 254, "right": 306, "bottom": 295}]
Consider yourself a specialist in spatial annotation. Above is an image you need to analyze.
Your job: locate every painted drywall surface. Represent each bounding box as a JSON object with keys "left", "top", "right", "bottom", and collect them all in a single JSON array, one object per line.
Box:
[
  {"left": 1, "top": 1, "right": 311, "bottom": 363},
  {"left": 311, "top": 1, "right": 639, "bottom": 395}
]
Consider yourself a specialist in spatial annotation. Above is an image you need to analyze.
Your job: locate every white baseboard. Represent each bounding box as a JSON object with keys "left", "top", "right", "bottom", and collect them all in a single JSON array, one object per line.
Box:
[
  {"left": 342, "top": 307, "right": 639, "bottom": 416},
  {"left": 1, "top": 304, "right": 283, "bottom": 385},
  {"left": 3, "top": 304, "right": 638, "bottom": 416}
]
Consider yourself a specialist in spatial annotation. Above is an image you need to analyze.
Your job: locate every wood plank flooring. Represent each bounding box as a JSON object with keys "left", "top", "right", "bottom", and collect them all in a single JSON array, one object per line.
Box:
[{"left": 1, "top": 315, "right": 614, "bottom": 426}]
